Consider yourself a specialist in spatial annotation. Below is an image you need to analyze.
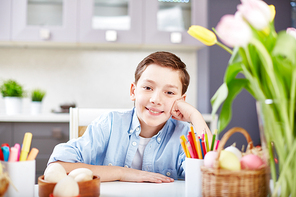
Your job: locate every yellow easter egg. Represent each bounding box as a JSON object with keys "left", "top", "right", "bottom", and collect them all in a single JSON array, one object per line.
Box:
[{"left": 219, "top": 150, "right": 241, "bottom": 171}]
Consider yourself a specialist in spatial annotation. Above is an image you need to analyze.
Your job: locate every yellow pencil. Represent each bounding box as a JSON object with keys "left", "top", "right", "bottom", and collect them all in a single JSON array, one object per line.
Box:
[
  {"left": 19, "top": 132, "right": 33, "bottom": 161},
  {"left": 180, "top": 135, "right": 191, "bottom": 158}
]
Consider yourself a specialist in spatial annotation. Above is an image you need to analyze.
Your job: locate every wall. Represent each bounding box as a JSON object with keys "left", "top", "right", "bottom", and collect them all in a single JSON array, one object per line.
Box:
[
  {"left": 0, "top": 47, "right": 197, "bottom": 114},
  {"left": 198, "top": 0, "right": 292, "bottom": 148}
]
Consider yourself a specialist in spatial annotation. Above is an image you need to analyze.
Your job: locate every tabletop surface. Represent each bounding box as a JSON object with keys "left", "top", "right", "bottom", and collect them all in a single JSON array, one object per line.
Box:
[{"left": 35, "top": 180, "right": 186, "bottom": 197}]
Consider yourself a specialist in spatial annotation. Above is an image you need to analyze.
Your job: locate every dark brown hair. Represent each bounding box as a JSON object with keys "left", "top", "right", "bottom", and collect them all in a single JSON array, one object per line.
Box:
[{"left": 135, "top": 51, "right": 190, "bottom": 95}]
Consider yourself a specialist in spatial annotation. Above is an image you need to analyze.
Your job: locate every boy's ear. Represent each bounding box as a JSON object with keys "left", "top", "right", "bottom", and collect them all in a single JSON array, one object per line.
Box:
[
  {"left": 130, "top": 82, "right": 136, "bottom": 101},
  {"left": 181, "top": 94, "right": 186, "bottom": 101}
]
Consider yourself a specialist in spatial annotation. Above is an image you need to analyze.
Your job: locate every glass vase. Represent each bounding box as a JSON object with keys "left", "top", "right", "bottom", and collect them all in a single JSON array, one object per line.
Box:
[{"left": 256, "top": 99, "right": 296, "bottom": 197}]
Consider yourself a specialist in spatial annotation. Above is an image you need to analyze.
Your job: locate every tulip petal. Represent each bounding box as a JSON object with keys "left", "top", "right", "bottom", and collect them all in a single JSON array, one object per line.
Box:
[{"left": 187, "top": 25, "right": 217, "bottom": 46}]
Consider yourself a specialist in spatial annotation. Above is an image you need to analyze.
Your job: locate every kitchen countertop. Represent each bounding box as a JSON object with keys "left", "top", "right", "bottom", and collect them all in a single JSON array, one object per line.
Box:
[{"left": 0, "top": 113, "right": 70, "bottom": 122}]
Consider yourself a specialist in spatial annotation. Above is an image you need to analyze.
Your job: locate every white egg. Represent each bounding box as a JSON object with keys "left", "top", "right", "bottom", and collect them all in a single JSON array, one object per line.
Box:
[
  {"left": 44, "top": 163, "right": 67, "bottom": 183},
  {"left": 53, "top": 176, "right": 79, "bottom": 197},
  {"left": 68, "top": 168, "right": 93, "bottom": 179},
  {"left": 74, "top": 173, "right": 93, "bottom": 182},
  {"left": 224, "top": 146, "right": 242, "bottom": 160}
]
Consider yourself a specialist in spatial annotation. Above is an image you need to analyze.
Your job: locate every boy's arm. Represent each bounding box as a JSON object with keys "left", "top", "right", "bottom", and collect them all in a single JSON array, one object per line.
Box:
[
  {"left": 53, "top": 161, "right": 174, "bottom": 183},
  {"left": 171, "top": 99, "right": 213, "bottom": 140}
]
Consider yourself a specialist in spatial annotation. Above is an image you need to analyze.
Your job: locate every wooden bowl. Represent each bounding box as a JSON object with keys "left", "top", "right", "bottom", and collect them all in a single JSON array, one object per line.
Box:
[{"left": 38, "top": 175, "right": 100, "bottom": 197}]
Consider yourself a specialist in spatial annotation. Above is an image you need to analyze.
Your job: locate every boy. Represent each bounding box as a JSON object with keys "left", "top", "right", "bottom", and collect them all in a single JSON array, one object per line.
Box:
[{"left": 48, "top": 51, "right": 212, "bottom": 183}]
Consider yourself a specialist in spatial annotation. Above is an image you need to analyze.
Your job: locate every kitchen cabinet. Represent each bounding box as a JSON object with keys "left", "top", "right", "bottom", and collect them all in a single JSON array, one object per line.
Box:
[
  {"left": 1, "top": 0, "right": 207, "bottom": 47},
  {"left": 0, "top": 121, "right": 69, "bottom": 183},
  {"left": 11, "top": 0, "right": 78, "bottom": 42},
  {"left": 79, "top": 0, "right": 143, "bottom": 44},
  {"left": 144, "top": 0, "right": 207, "bottom": 47},
  {"left": 0, "top": 0, "right": 11, "bottom": 41}
]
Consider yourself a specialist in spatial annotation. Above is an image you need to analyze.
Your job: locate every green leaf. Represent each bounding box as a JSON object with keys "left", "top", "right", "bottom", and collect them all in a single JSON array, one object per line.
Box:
[
  {"left": 224, "top": 62, "right": 243, "bottom": 84},
  {"left": 272, "top": 31, "right": 296, "bottom": 65},
  {"left": 211, "top": 83, "right": 228, "bottom": 118},
  {"left": 216, "top": 79, "right": 248, "bottom": 131}
]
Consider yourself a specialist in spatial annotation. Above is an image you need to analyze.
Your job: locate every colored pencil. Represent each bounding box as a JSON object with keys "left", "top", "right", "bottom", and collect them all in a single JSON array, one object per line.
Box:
[
  {"left": 199, "top": 138, "right": 204, "bottom": 159},
  {"left": 180, "top": 136, "right": 191, "bottom": 158},
  {"left": 187, "top": 133, "right": 198, "bottom": 158},
  {"left": 210, "top": 129, "right": 217, "bottom": 151},
  {"left": 215, "top": 140, "right": 220, "bottom": 150}
]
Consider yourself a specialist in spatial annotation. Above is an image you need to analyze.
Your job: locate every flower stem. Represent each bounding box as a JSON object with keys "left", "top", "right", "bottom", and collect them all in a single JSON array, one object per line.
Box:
[{"left": 216, "top": 41, "right": 233, "bottom": 55}]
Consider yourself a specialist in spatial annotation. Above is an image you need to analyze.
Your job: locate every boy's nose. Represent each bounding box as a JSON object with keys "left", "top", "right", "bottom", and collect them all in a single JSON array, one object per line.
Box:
[{"left": 150, "top": 91, "right": 161, "bottom": 105}]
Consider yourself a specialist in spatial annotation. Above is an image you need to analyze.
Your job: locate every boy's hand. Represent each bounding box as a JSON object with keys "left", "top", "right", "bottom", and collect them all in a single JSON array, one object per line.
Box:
[
  {"left": 170, "top": 98, "right": 195, "bottom": 123},
  {"left": 120, "top": 167, "right": 174, "bottom": 183}
]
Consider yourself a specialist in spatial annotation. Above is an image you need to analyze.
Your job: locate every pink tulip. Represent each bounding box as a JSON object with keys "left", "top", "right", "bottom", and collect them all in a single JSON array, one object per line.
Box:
[
  {"left": 216, "top": 14, "right": 252, "bottom": 48},
  {"left": 237, "top": 0, "right": 271, "bottom": 30},
  {"left": 286, "top": 27, "right": 296, "bottom": 39}
]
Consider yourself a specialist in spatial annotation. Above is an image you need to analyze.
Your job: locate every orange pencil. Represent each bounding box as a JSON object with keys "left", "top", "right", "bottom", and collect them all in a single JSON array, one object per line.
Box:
[
  {"left": 180, "top": 136, "right": 191, "bottom": 158},
  {"left": 27, "top": 148, "right": 39, "bottom": 161},
  {"left": 190, "top": 124, "right": 203, "bottom": 159}
]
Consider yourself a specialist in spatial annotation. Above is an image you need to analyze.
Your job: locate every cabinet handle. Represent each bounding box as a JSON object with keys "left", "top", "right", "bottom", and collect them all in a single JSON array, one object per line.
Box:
[
  {"left": 170, "top": 32, "right": 182, "bottom": 43},
  {"left": 105, "top": 30, "right": 117, "bottom": 42},
  {"left": 39, "top": 29, "right": 51, "bottom": 40}
]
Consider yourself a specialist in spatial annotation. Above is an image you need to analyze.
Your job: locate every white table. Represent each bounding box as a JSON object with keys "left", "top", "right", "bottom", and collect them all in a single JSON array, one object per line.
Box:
[{"left": 35, "top": 180, "right": 186, "bottom": 197}]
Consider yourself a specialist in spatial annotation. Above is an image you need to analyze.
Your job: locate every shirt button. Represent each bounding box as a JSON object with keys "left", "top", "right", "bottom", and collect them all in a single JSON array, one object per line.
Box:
[
  {"left": 108, "top": 163, "right": 112, "bottom": 166},
  {"left": 132, "top": 141, "right": 137, "bottom": 146},
  {"left": 157, "top": 137, "right": 161, "bottom": 142},
  {"left": 130, "top": 130, "right": 133, "bottom": 133},
  {"left": 166, "top": 172, "right": 171, "bottom": 176},
  {"left": 124, "top": 165, "right": 129, "bottom": 168},
  {"left": 136, "top": 127, "right": 140, "bottom": 132}
]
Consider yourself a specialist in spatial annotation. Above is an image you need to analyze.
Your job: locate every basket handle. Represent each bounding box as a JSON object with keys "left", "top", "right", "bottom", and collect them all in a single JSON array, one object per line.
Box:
[{"left": 213, "top": 127, "right": 253, "bottom": 169}]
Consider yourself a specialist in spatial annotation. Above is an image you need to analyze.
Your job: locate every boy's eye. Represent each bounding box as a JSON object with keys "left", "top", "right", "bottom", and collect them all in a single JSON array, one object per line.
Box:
[
  {"left": 143, "top": 86, "right": 152, "bottom": 90},
  {"left": 166, "top": 91, "right": 175, "bottom": 95}
]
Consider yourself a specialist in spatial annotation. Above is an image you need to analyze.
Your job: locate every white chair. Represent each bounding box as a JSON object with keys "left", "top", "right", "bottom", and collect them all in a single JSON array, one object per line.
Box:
[
  {"left": 69, "top": 108, "right": 129, "bottom": 139},
  {"left": 69, "top": 107, "right": 218, "bottom": 139}
]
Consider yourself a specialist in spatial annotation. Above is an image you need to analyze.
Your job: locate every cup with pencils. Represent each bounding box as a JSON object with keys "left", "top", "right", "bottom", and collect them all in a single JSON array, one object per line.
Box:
[
  {"left": 0, "top": 132, "right": 39, "bottom": 197},
  {"left": 180, "top": 125, "right": 219, "bottom": 197}
]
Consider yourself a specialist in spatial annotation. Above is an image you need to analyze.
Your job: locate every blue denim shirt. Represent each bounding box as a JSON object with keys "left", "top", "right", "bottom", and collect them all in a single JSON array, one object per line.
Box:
[{"left": 48, "top": 108, "right": 189, "bottom": 179}]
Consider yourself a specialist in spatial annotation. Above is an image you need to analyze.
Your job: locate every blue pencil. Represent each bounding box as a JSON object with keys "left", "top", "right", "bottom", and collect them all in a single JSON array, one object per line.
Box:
[{"left": 199, "top": 138, "right": 204, "bottom": 159}]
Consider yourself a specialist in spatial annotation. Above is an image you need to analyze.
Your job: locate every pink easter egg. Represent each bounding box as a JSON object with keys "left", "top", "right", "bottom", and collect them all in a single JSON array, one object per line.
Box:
[{"left": 240, "top": 154, "right": 264, "bottom": 170}]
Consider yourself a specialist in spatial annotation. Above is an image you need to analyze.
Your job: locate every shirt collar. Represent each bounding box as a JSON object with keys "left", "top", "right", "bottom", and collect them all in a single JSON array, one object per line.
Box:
[{"left": 129, "top": 108, "right": 175, "bottom": 144}]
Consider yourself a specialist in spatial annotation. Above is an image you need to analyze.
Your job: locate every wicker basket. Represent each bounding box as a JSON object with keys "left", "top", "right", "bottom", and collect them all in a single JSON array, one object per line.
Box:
[{"left": 201, "top": 127, "right": 269, "bottom": 197}]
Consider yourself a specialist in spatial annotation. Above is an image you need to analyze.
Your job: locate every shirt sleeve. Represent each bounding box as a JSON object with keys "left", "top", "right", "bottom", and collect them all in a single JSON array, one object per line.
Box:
[{"left": 47, "top": 113, "right": 111, "bottom": 165}]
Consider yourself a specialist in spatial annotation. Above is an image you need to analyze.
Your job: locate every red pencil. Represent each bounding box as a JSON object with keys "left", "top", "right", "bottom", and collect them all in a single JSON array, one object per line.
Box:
[
  {"left": 187, "top": 133, "right": 198, "bottom": 158},
  {"left": 201, "top": 139, "right": 207, "bottom": 156}
]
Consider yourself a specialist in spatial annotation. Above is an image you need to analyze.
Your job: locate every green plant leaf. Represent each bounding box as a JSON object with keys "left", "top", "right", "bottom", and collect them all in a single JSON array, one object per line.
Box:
[
  {"left": 272, "top": 31, "right": 296, "bottom": 65},
  {"left": 211, "top": 83, "right": 228, "bottom": 118},
  {"left": 216, "top": 79, "right": 248, "bottom": 132}
]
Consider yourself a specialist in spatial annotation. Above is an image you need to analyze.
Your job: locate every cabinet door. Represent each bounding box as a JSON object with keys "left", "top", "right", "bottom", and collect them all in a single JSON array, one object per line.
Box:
[
  {"left": 0, "top": 123, "right": 13, "bottom": 146},
  {"left": 144, "top": 0, "right": 207, "bottom": 47},
  {"left": 0, "top": 0, "right": 11, "bottom": 41},
  {"left": 78, "top": 0, "right": 143, "bottom": 44},
  {"left": 11, "top": 0, "right": 78, "bottom": 42}
]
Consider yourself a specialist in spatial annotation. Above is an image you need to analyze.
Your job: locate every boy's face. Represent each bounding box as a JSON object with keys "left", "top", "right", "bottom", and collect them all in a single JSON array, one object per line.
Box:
[{"left": 130, "top": 64, "right": 186, "bottom": 132}]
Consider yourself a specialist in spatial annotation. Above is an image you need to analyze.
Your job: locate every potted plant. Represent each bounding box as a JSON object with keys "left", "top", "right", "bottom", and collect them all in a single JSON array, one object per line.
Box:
[
  {"left": 0, "top": 79, "right": 25, "bottom": 115},
  {"left": 31, "top": 89, "right": 46, "bottom": 115}
]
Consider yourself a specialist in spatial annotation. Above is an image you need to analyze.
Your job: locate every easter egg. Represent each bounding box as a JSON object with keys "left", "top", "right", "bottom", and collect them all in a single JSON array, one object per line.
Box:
[
  {"left": 53, "top": 176, "right": 79, "bottom": 197},
  {"left": 204, "top": 151, "right": 218, "bottom": 168},
  {"left": 219, "top": 150, "right": 241, "bottom": 171},
  {"left": 240, "top": 154, "right": 264, "bottom": 170},
  {"left": 68, "top": 168, "right": 93, "bottom": 179},
  {"left": 44, "top": 163, "right": 67, "bottom": 183},
  {"left": 224, "top": 146, "right": 242, "bottom": 160}
]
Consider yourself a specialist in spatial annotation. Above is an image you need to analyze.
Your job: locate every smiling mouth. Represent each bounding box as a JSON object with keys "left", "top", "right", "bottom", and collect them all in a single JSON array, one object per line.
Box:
[{"left": 146, "top": 107, "right": 164, "bottom": 114}]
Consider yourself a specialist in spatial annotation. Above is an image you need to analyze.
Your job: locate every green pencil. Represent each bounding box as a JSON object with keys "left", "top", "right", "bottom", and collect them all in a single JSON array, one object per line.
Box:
[{"left": 210, "top": 129, "right": 217, "bottom": 151}]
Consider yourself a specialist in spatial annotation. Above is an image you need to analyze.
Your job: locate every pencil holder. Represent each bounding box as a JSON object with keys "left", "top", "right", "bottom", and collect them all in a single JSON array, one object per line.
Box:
[
  {"left": 185, "top": 158, "right": 204, "bottom": 197},
  {"left": 201, "top": 127, "right": 269, "bottom": 197},
  {"left": 2, "top": 160, "right": 35, "bottom": 197}
]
